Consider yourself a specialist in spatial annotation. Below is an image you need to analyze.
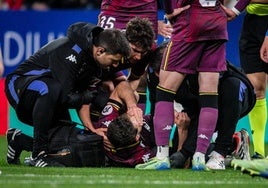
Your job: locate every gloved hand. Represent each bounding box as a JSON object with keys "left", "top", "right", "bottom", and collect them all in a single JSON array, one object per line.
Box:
[
  {"left": 66, "top": 89, "right": 98, "bottom": 108},
  {"left": 81, "top": 89, "right": 98, "bottom": 104}
]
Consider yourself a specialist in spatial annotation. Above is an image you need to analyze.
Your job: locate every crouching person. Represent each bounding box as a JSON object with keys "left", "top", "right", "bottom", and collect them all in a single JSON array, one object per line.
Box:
[{"left": 5, "top": 21, "right": 130, "bottom": 167}]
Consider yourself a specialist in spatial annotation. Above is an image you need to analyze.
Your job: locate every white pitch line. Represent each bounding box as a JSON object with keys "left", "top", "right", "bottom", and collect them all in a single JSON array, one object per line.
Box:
[
  {"left": 0, "top": 174, "right": 267, "bottom": 185},
  {"left": 0, "top": 180, "right": 258, "bottom": 185}
]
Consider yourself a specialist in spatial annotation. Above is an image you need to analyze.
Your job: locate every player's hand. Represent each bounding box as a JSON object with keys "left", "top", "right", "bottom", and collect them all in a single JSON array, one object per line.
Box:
[
  {"left": 174, "top": 112, "right": 190, "bottom": 130},
  {"left": 127, "top": 106, "right": 143, "bottom": 127},
  {"left": 103, "top": 136, "right": 114, "bottom": 151},
  {"left": 158, "top": 21, "right": 173, "bottom": 38},
  {"left": 165, "top": 5, "right": 191, "bottom": 20},
  {"left": 94, "top": 127, "right": 108, "bottom": 140},
  {"left": 220, "top": 5, "right": 237, "bottom": 21}
]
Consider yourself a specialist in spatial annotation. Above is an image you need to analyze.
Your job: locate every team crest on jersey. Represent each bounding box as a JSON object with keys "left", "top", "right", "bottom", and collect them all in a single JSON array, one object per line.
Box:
[
  {"left": 66, "top": 54, "right": 77, "bottom": 64},
  {"left": 102, "top": 104, "right": 113, "bottom": 115}
]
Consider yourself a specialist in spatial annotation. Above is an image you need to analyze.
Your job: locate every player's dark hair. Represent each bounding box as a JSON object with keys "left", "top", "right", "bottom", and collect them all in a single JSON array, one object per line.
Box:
[
  {"left": 94, "top": 28, "right": 130, "bottom": 57},
  {"left": 125, "top": 17, "right": 155, "bottom": 51},
  {"left": 107, "top": 114, "right": 138, "bottom": 148}
]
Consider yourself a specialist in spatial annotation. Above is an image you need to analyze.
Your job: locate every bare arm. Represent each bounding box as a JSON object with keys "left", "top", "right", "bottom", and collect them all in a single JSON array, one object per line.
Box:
[
  {"left": 129, "top": 78, "right": 141, "bottom": 91},
  {"left": 174, "top": 111, "right": 190, "bottom": 151},
  {"left": 78, "top": 104, "right": 95, "bottom": 132},
  {"left": 165, "top": 5, "right": 191, "bottom": 20},
  {"left": 78, "top": 104, "right": 108, "bottom": 139},
  {"left": 110, "top": 81, "right": 143, "bottom": 126}
]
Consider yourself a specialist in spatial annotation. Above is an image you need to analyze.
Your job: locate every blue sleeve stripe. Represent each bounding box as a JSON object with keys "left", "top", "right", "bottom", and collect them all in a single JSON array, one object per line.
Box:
[
  {"left": 72, "top": 44, "right": 82, "bottom": 54},
  {"left": 27, "top": 80, "right": 48, "bottom": 95},
  {"left": 8, "top": 75, "right": 19, "bottom": 104},
  {"left": 24, "top": 69, "right": 50, "bottom": 76}
]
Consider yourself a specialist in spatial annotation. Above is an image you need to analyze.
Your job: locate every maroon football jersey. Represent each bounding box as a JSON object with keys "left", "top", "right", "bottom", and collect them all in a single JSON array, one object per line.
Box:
[
  {"left": 169, "top": 0, "right": 228, "bottom": 42},
  {"left": 96, "top": 99, "right": 156, "bottom": 167},
  {"left": 98, "top": 0, "right": 158, "bottom": 38}
]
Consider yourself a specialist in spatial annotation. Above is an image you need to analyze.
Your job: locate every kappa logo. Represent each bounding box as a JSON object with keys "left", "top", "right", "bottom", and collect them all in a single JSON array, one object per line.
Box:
[
  {"left": 198, "top": 134, "right": 209, "bottom": 140},
  {"left": 142, "top": 153, "right": 151, "bottom": 163},
  {"left": 101, "top": 104, "right": 113, "bottom": 115},
  {"left": 163, "top": 125, "right": 172, "bottom": 130},
  {"left": 102, "top": 120, "right": 112, "bottom": 127},
  {"left": 66, "top": 54, "right": 77, "bottom": 64}
]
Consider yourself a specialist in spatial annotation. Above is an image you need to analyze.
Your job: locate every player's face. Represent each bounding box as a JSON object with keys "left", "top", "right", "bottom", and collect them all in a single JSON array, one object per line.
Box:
[
  {"left": 128, "top": 115, "right": 143, "bottom": 135},
  {"left": 128, "top": 43, "right": 148, "bottom": 63},
  {"left": 96, "top": 53, "right": 122, "bottom": 69}
]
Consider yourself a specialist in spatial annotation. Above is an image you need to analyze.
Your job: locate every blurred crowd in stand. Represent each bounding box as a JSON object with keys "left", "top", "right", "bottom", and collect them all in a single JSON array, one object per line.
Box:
[
  {"left": 0, "top": 0, "right": 166, "bottom": 10},
  {"left": 0, "top": 0, "right": 101, "bottom": 10}
]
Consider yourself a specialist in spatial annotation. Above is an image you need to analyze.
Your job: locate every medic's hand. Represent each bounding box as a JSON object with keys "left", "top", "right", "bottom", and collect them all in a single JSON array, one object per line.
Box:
[
  {"left": 66, "top": 90, "right": 98, "bottom": 108},
  {"left": 81, "top": 89, "right": 98, "bottom": 104}
]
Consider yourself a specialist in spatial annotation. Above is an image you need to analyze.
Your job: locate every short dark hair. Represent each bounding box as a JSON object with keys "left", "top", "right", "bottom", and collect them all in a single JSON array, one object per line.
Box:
[
  {"left": 126, "top": 17, "right": 155, "bottom": 51},
  {"left": 107, "top": 114, "right": 138, "bottom": 148},
  {"left": 94, "top": 28, "right": 130, "bottom": 57}
]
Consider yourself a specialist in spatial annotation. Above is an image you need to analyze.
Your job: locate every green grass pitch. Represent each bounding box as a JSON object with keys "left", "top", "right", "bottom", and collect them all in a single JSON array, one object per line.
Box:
[{"left": 0, "top": 136, "right": 267, "bottom": 188}]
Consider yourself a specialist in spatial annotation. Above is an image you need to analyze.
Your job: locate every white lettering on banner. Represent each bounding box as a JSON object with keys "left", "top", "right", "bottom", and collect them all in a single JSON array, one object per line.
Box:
[
  {"left": 26, "top": 32, "right": 41, "bottom": 58},
  {"left": 4, "top": 31, "right": 24, "bottom": 67},
  {"left": 3, "top": 31, "right": 64, "bottom": 67}
]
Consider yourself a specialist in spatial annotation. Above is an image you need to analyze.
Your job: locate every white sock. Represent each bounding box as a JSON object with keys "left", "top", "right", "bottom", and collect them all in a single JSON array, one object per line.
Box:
[{"left": 156, "top": 145, "right": 169, "bottom": 160}]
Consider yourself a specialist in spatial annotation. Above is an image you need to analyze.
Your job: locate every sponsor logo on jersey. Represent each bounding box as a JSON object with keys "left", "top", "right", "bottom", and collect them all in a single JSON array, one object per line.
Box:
[{"left": 66, "top": 54, "right": 77, "bottom": 64}]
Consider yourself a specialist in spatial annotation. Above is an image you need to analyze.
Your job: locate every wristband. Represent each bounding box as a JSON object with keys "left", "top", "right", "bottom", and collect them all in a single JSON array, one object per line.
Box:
[{"left": 231, "top": 7, "right": 241, "bottom": 16}]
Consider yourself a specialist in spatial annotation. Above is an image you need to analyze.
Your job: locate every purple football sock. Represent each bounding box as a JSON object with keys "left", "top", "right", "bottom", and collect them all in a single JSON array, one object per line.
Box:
[
  {"left": 153, "top": 101, "right": 174, "bottom": 146},
  {"left": 196, "top": 107, "right": 218, "bottom": 154}
]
